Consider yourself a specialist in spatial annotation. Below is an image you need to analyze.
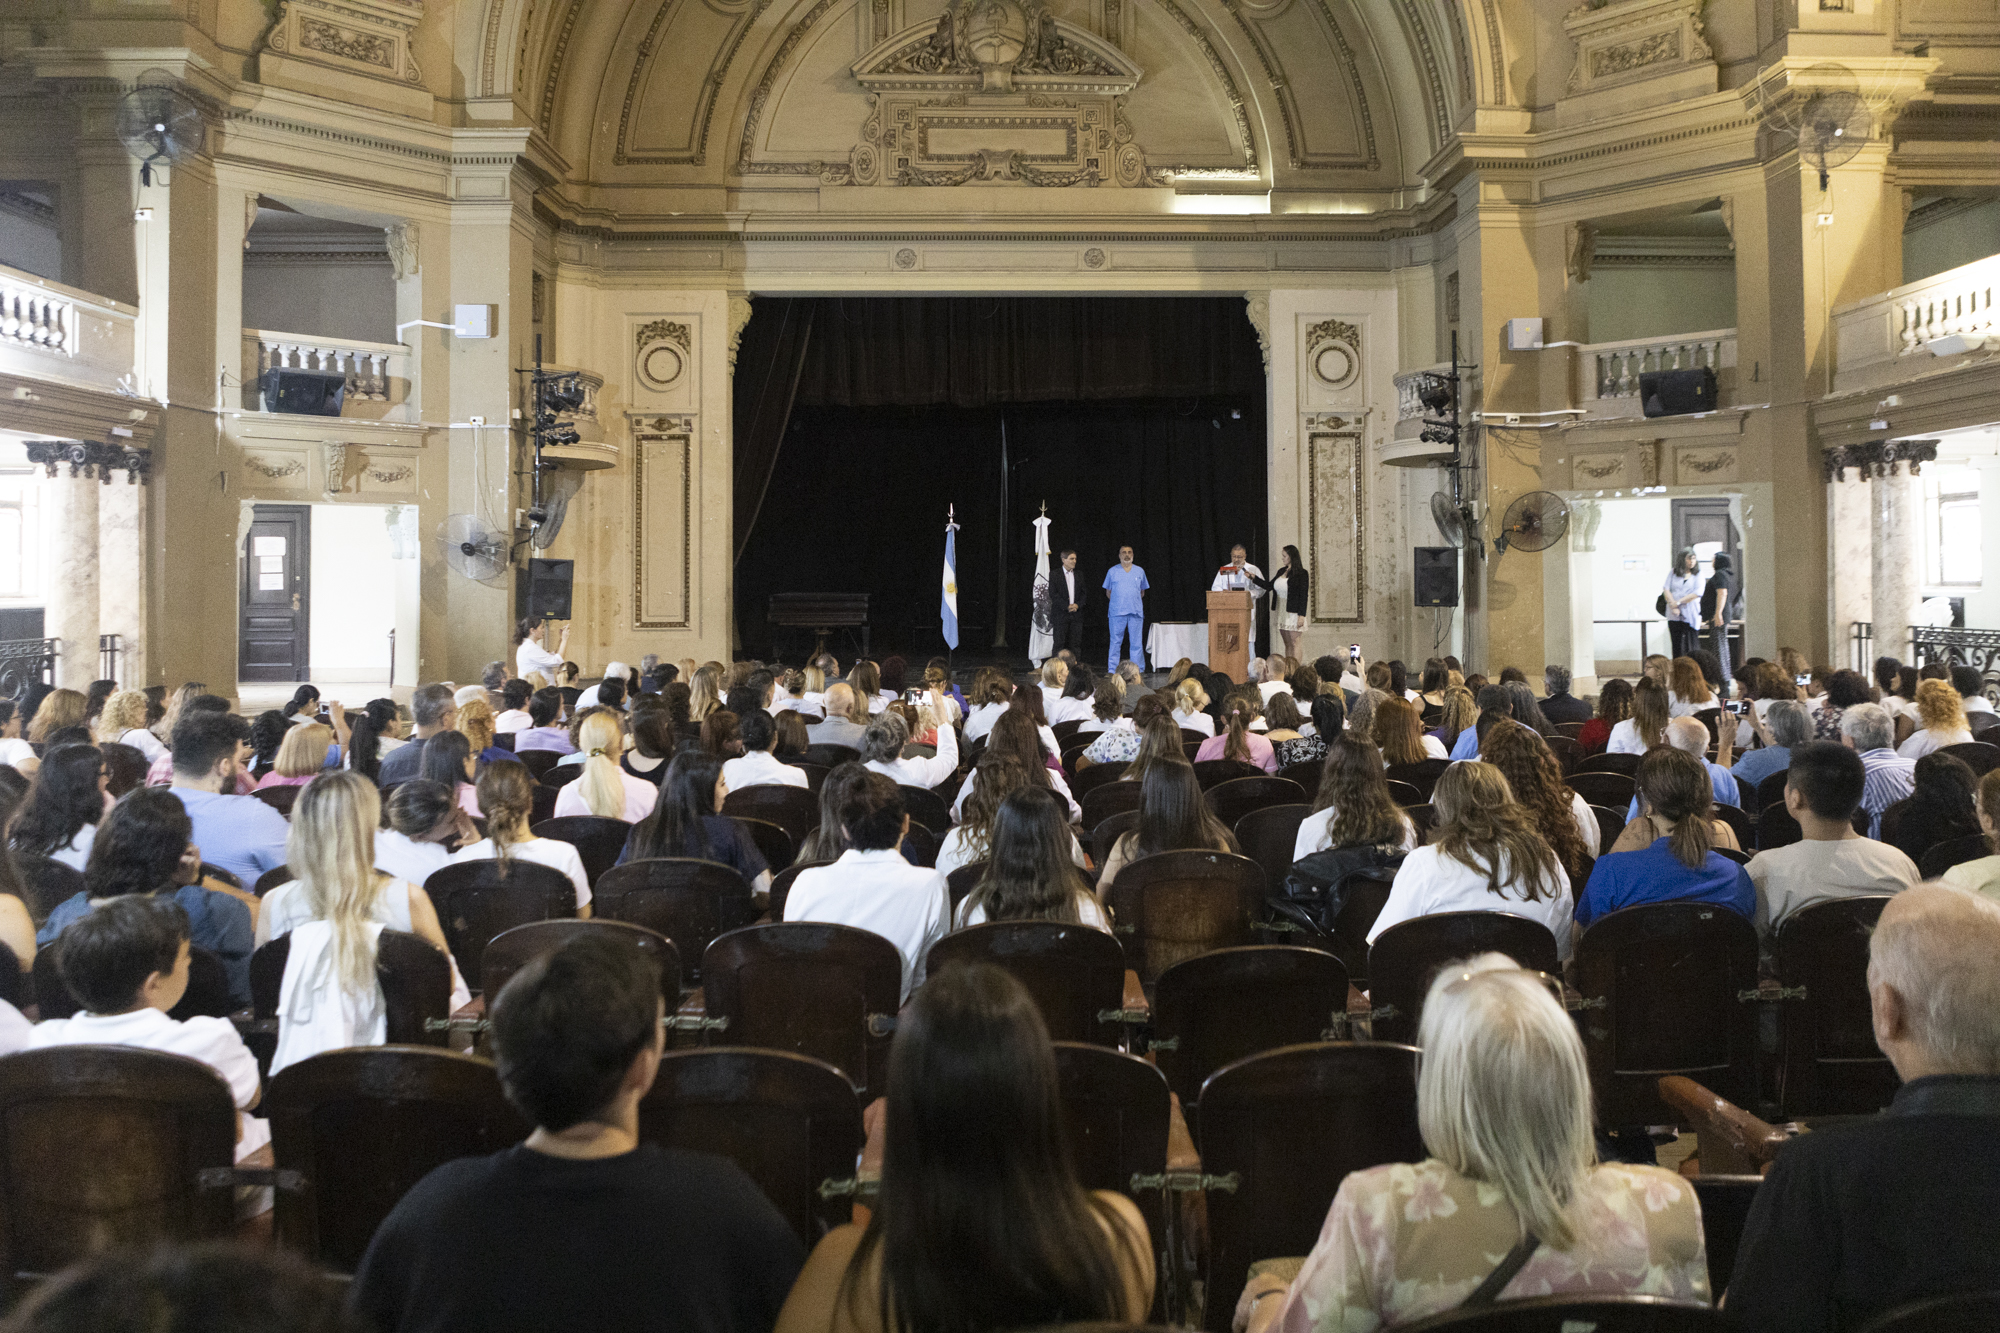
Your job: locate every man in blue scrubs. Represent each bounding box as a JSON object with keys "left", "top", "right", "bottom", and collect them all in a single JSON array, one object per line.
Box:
[{"left": 1103, "top": 545, "right": 1149, "bottom": 674}]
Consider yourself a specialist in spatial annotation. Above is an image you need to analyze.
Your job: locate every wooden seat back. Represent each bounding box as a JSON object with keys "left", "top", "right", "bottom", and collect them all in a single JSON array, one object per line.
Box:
[
  {"left": 527, "top": 815, "right": 632, "bottom": 887},
  {"left": 1151, "top": 946, "right": 1349, "bottom": 1107},
  {"left": 700, "top": 923, "right": 903, "bottom": 1097},
  {"left": 896, "top": 784, "right": 953, "bottom": 836},
  {"left": 1773, "top": 894, "right": 1899, "bottom": 1116},
  {"left": 1052, "top": 1042, "right": 1171, "bottom": 1320},
  {"left": 13, "top": 854, "right": 83, "bottom": 926},
  {"left": 1938, "top": 740, "right": 2000, "bottom": 777},
  {"left": 1197, "top": 1043, "right": 1424, "bottom": 1332},
  {"left": 802, "top": 743, "right": 860, "bottom": 769},
  {"left": 732, "top": 816, "right": 797, "bottom": 874},
  {"left": 422, "top": 859, "right": 578, "bottom": 987},
  {"left": 265, "top": 1046, "right": 527, "bottom": 1272},
  {"left": 1103, "top": 850, "right": 1268, "bottom": 984},
  {"left": 1576, "top": 751, "right": 1642, "bottom": 777},
  {"left": 1383, "top": 758, "right": 1451, "bottom": 800},
  {"left": 1366, "top": 911, "right": 1561, "bottom": 1046},
  {"left": 770, "top": 860, "right": 833, "bottom": 921},
  {"left": 1575, "top": 902, "right": 1760, "bottom": 1126},
  {"left": 1920, "top": 833, "right": 1992, "bottom": 879},
  {"left": 1329, "top": 874, "right": 1397, "bottom": 986},
  {"left": 513, "top": 748, "right": 563, "bottom": 780},
  {"left": 252, "top": 786, "right": 300, "bottom": 819},
  {"left": 481, "top": 920, "right": 679, "bottom": 1003},
  {"left": 1203, "top": 776, "right": 1307, "bottom": 829},
  {"left": 1568, "top": 770, "right": 1637, "bottom": 808},
  {"left": 1080, "top": 780, "right": 1144, "bottom": 831},
  {"left": 592, "top": 858, "right": 757, "bottom": 987},
  {"left": 1191, "top": 759, "right": 1263, "bottom": 790},
  {"left": 927, "top": 921, "right": 1127, "bottom": 1045},
  {"left": 249, "top": 930, "right": 453, "bottom": 1061},
  {"left": 1071, "top": 760, "right": 1132, "bottom": 800},
  {"left": 1396, "top": 1295, "right": 1727, "bottom": 1331},
  {"left": 1232, "top": 804, "right": 1310, "bottom": 895},
  {"left": 722, "top": 785, "right": 820, "bottom": 846},
  {"left": 1091, "top": 810, "right": 1141, "bottom": 866},
  {"left": 639, "top": 1047, "right": 864, "bottom": 1248}
]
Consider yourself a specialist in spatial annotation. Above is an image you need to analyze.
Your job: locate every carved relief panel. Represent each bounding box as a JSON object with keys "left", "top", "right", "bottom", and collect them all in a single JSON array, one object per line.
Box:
[
  {"left": 1298, "top": 314, "right": 1365, "bottom": 410},
  {"left": 1307, "top": 429, "right": 1364, "bottom": 624},
  {"left": 632, "top": 423, "right": 694, "bottom": 631},
  {"left": 631, "top": 316, "right": 700, "bottom": 411}
]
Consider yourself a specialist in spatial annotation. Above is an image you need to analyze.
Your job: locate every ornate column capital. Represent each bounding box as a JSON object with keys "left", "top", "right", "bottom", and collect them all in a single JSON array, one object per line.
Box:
[
  {"left": 24, "top": 440, "right": 153, "bottom": 484},
  {"left": 1823, "top": 438, "right": 1938, "bottom": 483}
]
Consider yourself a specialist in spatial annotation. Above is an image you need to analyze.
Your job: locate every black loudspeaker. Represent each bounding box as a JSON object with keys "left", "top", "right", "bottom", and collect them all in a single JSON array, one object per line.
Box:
[
  {"left": 260, "top": 368, "right": 347, "bottom": 416},
  {"left": 1639, "top": 366, "right": 1717, "bottom": 418},
  {"left": 519, "top": 559, "right": 574, "bottom": 619},
  {"left": 1414, "top": 547, "right": 1459, "bottom": 608}
]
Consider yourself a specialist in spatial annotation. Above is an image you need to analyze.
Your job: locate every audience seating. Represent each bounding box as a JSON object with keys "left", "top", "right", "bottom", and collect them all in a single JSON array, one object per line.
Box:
[
  {"left": 943, "top": 862, "right": 985, "bottom": 912},
  {"left": 896, "top": 784, "right": 952, "bottom": 836},
  {"left": 803, "top": 743, "right": 860, "bottom": 768},
  {"left": 638, "top": 1047, "right": 864, "bottom": 1248},
  {"left": 770, "top": 859, "right": 832, "bottom": 921},
  {"left": 0, "top": 1047, "right": 240, "bottom": 1280},
  {"left": 1757, "top": 800, "right": 1869, "bottom": 850},
  {"left": 1402, "top": 803, "right": 1437, "bottom": 843},
  {"left": 1773, "top": 895, "right": 1899, "bottom": 1116},
  {"left": 1196, "top": 1043, "right": 1424, "bottom": 1332},
  {"left": 253, "top": 866, "right": 294, "bottom": 897},
  {"left": 513, "top": 749, "right": 563, "bottom": 780},
  {"left": 265, "top": 1047, "right": 529, "bottom": 1272},
  {"left": 1554, "top": 720, "right": 1586, "bottom": 738},
  {"left": 1092, "top": 809, "right": 1141, "bottom": 866},
  {"left": 1574, "top": 902, "right": 1760, "bottom": 1126},
  {"left": 0, "top": 943, "right": 24, "bottom": 1012},
  {"left": 1233, "top": 804, "right": 1311, "bottom": 895},
  {"left": 480, "top": 920, "right": 678, "bottom": 1003},
  {"left": 522, "top": 782, "right": 555, "bottom": 824},
  {"left": 1203, "top": 776, "right": 1307, "bottom": 830},
  {"left": 1365, "top": 912, "right": 1561, "bottom": 1046},
  {"left": 1150, "top": 946, "right": 1350, "bottom": 1110},
  {"left": 1576, "top": 752, "right": 1641, "bottom": 777},
  {"left": 540, "top": 764, "right": 583, "bottom": 790},
  {"left": 252, "top": 786, "right": 301, "bottom": 819},
  {"left": 1589, "top": 804, "right": 1627, "bottom": 853},
  {"left": 423, "top": 859, "right": 579, "bottom": 987},
  {"left": 1657, "top": 1076, "right": 1791, "bottom": 1175},
  {"left": 1543, "top": 734, "right": 1583, "bottom": 775},
  {"left": 1854, "top": 1291, "right": 2000, "bottom": 1333},
  {"left": 1191, "top": 759, "right": 1264, "bottom": 790},
  {"left": 1071, "top": 760, "right": 1132, "bottom": 800},
  {"left": 1710, "top": 802, "right": 1752, "bottom": 848},
  {"left": 529, "top": 815, "right": 632, "bottom": 886},
  {"left": 900, "top": 821, "right": 940, "bottom": 868},
  {"left": 1329, "top": 874, "right": 1397, "bottom": 985},
  {"left": 699, "top": 923, "right": 901, "bottom": 1098},
  {"left": 1754, "top": 769, "right": 1790, "bottom": 814},
  {"left": 1396, "top": 1295, "right": 1726, "bottom": 1331},
  {"left": 1715, "top": 847, "right": 1751, "bottom": 866},
  {"left": 732, "top": 816, "right": 797, "bottom": 874},
  {"left": 1181, "top": 740, "right": 1203, "bottom": 763},
  {"left": 1938, "top": 741, "right": 2000, "bottom": 777},
  {"left": 1060, "top": 742, "right": 1093, "bottom": 774},
  {"left": 1383, "top": 758, "right": 1450, "bottom": 801},
  {"left": 592, "top": 858, "right": 758, "bottom": 988},
  {"left": 1383, "top": 778, "right": 1424, "bottom": 808},
  {"left": 1081, "top": 780, "right": 1144, "bottom": 831},
  {"left": 249, "top": 930, "right": 452, "bottom": 1057},
  {"left": 789, "top": 761, "right": 830, "bottom": 792},
  {"left": 1690, "top": 1174, "right": 1763, "bottom": 1304},
  {"left": 1920, "top": 833, "right": 1990, "bottom": 879},
  {"left": 1051, "top": 1042, "right": 1173, "bottom": 1322},
  {"left": 1102, "top": 850, "right": 1269, "bottom": 984},
  {"left": 1275, "top": 759, "right": 1323, "bottom": 792},
  {"left": 1975, "top": 724, "right": 2000, "bottom": 748},
  {"left": 1568, "top": 771, "right": 1637, "bottom": 808},
  {"left": 1051, "top": 720, "right": 1086, "bottom": 747},
  {"left": 928, "top": 921, "right": 1128, "bottom": 1044},
  {"left": 13, "top": 853, "right": 83, "bottom": 925}
]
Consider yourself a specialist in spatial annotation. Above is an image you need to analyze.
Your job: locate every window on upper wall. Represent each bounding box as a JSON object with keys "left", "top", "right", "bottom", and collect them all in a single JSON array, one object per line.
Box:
[
  {"left": 1924, "top": 463, "right": 1981, "bottom": 590},
  {"left": 0, "top": 465, "right": 43, "bottom": 605}
]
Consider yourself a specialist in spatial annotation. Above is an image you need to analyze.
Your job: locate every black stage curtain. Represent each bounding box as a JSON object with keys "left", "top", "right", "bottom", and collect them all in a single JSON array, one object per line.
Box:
[{"left": 732, "top": 296, "right": 1267, "bottom": 658}]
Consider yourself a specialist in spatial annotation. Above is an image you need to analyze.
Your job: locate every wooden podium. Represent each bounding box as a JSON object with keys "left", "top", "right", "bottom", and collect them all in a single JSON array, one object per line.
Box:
[{"left": 1207, "top": 590, "right": 1253, "bottom": 682}]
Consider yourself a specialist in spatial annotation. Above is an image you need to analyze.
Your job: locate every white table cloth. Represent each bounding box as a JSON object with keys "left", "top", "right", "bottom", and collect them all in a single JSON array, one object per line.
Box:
[{"left": 1146, "top": 622, "right": 1209, "bottom": 667}]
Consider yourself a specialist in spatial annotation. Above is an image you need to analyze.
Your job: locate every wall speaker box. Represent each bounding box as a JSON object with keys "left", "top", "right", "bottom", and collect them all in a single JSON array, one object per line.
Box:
[
  {"left": 261, "top": 369, "right": 347, "bottom": 417},
  {"left": 1639, "top": 367, "right": 1717, "bottom": 418},
  {"left": 519, "top": 559, "right": 574, "bottom": 619},
  {"left": 1414, "top": 547, "right": 1459, "bottom": 608}
]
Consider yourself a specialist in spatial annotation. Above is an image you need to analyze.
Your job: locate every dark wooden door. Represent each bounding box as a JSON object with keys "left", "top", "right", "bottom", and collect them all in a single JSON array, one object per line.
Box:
[
  {"left": 240, "top": 505, "right": 310, "bottom": 683},
  {"left": 1672, "top": 499, "right": 1739, "bottom": 583}
]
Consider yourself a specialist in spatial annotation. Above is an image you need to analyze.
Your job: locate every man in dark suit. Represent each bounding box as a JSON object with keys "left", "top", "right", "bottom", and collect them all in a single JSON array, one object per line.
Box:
[
  {"left": 1047, "top": 549, "right": 1086, "bottom": 658},
  {"left": 1726, "top": 885, "right": 2000, "bottom": 1332},
  {"left": 1539, "top": 664, "right": 1594, "bottom": 725}
]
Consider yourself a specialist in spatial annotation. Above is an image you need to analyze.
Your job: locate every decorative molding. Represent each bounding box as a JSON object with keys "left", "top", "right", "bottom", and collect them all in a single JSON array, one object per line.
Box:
[
  {"left": 24, "top": 440, "right": 150, "bottom": 484},
  {"left": 1243, "top": 292, "right": 1272, "bottom": 372},
  {"left": 1566, "top": 221, "right": 1596, "bottom": 283},
  {"left": 1305, "top": 318, "right": 1361, "bottom": 389},
  {"left": 1303, "top": 414, "right": 1349, "bottom": 430},
  {"left": 1391, "top": 0, "right": 1454, "bottom": 154},
  {"left": 856, "top": 0, "right": 1132, "bottom": 94},
  {"left": 322, "top": 440, "right": 349, "bottom": 496},
  {"left": 384, "top": 222, "right": 418, "bottom": 279},
  {"left": 614, "top": 0, "right": 759, "bottom": 165},
  {"left": 1562, "top": 0, "right": 1711, "bottom": 98},
  {"left": 537, "top": 0, "right": 586, "bottom": 132},
  {"left": 1307, "top": 430, "right": 1364, "bottom": 623},
  {"left": 265, "top": 0, "right": 425, "bottom": 86},
  {"left": 242, "top": 250, "right": 393, "bottom": 266},
  {"left": 1574, "top": 453, "right": 1625, "bottom": 481},
  {"left": 1223, "top": 0, "right": 1379, "bottom": 171},
  {"left": 634, "top": 429, "right": 694, "bottom": 630},
  {"left": 243, "top": 455, "right": 307, "bottom": 481},
  {"left": 365, "top": 464, "right": 414, "bottom": 484},
  {"left": 726, "top": 297, "right": 754, "bottom": 370},
  {"left": 635, "top": 319, "right": 692, "bottom": 352},
  {"left": 1823, "top": 438, "right": 1940, "bottom": 483},
  {"left": 1676, "top": 449, "right": 1736, "bottom": 478},
  {"left": 895, "top": 247, "right": 920, "bottom": 268},
  {"left": 1083, "top": 246, "right": 1106, "bottom": 268}
]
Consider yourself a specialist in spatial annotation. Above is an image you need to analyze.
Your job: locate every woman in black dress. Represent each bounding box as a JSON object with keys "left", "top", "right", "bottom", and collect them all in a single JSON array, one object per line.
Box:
[{"left": 1255, "top": 545, "right": 1311, "bottom": 662}]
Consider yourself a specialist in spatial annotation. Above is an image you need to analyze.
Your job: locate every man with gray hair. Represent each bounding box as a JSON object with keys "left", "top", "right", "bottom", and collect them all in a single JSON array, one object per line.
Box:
[
  {"left": 1731, "top": 698, "right": 1812, "bottom": 813},
  {"left": 374, "top": 683, "right": 459, "bottom": 786},
  {"left": 1727, "top": 885, "right": 2000, "bottom": 1331},
  {"left": 1538, "top": 664, "right": 1593, "bottom": 725},
  {"left": 804, "top": 683, "right": 869, "bottom": 749},
  {"left": 1666, "top": 714, "right": 1739, "bottom": 808},
  {"left": 1839, "top": 701, "right": 1915, "bottom": 837}
]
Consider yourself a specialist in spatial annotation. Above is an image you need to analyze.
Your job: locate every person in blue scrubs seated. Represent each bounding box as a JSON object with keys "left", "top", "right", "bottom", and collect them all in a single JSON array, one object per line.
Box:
[
  {"left": 1577, "top": 745, "right": 1754, "bottom": 932},
  {"left": 1103, "top": 545, "right": 1150, "bottom": 675}
]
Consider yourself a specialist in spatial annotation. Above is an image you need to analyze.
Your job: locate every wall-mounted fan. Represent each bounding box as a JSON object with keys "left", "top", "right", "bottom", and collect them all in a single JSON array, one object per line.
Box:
[
  {"left": 1797, "top": 89, "right": 1870, "bottom": 191},
  {"left": 438, "top": 514, "right": 511, "bottom": 584},
  {"left": 1430, "top": 491, "right": 1469, "bottom": 549},
  {"left": 1493, "top": 491, "right": 1569, "bottom": 555},
  {"left": 114, "top": 70, "right": 205, "bottom": 186}
]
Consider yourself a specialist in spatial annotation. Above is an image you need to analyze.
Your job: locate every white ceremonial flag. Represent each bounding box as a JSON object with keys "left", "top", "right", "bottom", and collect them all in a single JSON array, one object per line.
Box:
[{"left": 1030, "top": 510, "right": 1053, "bottom": 667}]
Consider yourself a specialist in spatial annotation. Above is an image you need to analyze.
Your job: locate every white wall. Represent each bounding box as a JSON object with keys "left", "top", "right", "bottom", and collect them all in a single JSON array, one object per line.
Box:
[
  {"left": 1587, "top": 496, "right": 1671, "bottom": 670},
  {"left": 1587, "top": 266, "right": 1736, "bottom": 342},
  {"left": 242, "top": 258, "right": 396, "bottom": 343},
  {"left": 1905, "top": 199, "right": 2000, "bottom": 285},
  {"left": 308, "top": 503, "right": 419, "bottom": 684}
]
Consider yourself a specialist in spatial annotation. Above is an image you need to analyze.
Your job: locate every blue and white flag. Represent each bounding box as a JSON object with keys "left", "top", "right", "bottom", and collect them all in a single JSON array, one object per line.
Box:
[{"left": 941, "top": 505, "right": 961, "bottom": 650}]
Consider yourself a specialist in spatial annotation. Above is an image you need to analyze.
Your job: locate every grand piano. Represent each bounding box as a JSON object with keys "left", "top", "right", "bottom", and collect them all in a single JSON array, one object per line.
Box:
[{"left": 767, "top": 593, "right": 870, "bottom": 658}]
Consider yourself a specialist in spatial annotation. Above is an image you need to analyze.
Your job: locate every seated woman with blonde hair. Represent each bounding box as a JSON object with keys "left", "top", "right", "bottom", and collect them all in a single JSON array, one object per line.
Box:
[
  {"left": 1897, "top": 676, "right": 1975, "bottom": 760},
  {"left": 255, "top": 723, "right": 336, "bottom": 790},
  {"left": 554, "top": 710, "right": 659, "bottom": 823},
  {"left": 1235, "top": 955, "right": 1708, "bottom": 1332},
  {"left": 1173, "top": 676, "right": 1215, "bottom": 737}
]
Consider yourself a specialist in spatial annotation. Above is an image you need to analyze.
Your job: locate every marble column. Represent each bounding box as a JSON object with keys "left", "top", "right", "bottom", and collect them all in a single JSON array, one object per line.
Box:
[
  {"left": 99, "top": 472, "right": 147, "bottom": 686},
  {"left": 42, "top": 466, "right": 102, "bottom": 691},
  {"left": 1871, "top": 465, "right": 1922, "bottom": 666},
  {"left": 1827, "top": 475, "right": 1873, "bottom": 670}
]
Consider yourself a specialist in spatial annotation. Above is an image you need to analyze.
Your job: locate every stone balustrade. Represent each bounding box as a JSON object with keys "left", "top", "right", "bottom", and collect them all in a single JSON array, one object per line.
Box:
[
  {"left": 1832, "top": 252, "right": 2000, "bottom": 395},
  {"left": 243, "top": 328, "right": 410, "bottom": 415},
  {"left": 0, "top": 263, "right": 137, "bottom": 397},
  {"left": 1576, "top": 328, "right": 1736, "bottom": 418}
]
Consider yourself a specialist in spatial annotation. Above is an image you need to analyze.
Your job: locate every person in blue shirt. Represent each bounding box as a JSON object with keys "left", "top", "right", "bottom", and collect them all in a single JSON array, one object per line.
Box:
[
  {"left": 1448, "top": 685, "right": 1513, "bottom": 762},
  {"left": 1102, "top": 545, "right": 1150, "bottom": 675},
  {"left": 167, "top": 709, "right": 292, "bottom": 888},
  {"left": 1578, "top": 745, "right": 1754, "bottom": 931},
  {"left": 1731, "top": 698, "right": 1810, "bottom": 814},
  {"left": 1623, "top": 715, "right": 1739, "bottom": 822}
]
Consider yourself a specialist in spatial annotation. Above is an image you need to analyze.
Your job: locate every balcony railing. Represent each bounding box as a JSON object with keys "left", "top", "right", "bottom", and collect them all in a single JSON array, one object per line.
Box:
[
  {"left": 1575, "top": 328, "right": 1737, "bottom": 419},
  {"left": 242, "top": 328, "right": 411, "bottom": 417},
  {"left": 0, "top": 264, "right": 138, "bottom": 397},
  {"left": 1832, "top": 253, "right": 2000, "bottom": 395}
]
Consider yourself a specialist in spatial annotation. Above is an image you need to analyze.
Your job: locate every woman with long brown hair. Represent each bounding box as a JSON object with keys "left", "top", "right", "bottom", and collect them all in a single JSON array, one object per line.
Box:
[
  {"left": 1193, "top": 690, "right": 1276, "bottom": 773},
  {"left": 1097, "top": 759, "right": 1237, "bottom": 890},
  {"left": 956, "top": 787, "right": 1107, "bottom": 930},
  {"left": 1479, "top": 720, "right": 1597, "bottom": 877},
  {"left": 952, "top": 709, "right": 1077, "bottom": 822},
  {"left": 1121, "top": 706, "right": 1190, "bottom": 788},
  {"left": 1668, "top": 656, "right": 1716, "bottom": 716},
  {"left": 1576, "top": 677, "right": 1633, "bottom": 755},
  {"left": 1368, "top": 761, "right": 1576, "bottom": 962},
  {"left": 1578, "top": 746, "right": 1753, "bottom": 930},
  {"left": 1607, "top": 678, "right": 1670, "bottom": 754},
  {"left": 1294, "top": 735, "right": 1414, "bottom": 859},
  {"left": 1371, "top": 696, "right": 1447, "bottom": 766}
]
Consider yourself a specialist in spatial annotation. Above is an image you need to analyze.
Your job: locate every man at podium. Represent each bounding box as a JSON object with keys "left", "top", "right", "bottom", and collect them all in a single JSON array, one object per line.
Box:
[{"left": 1211, "top": 543, "right": 1267, "bottom": 658}]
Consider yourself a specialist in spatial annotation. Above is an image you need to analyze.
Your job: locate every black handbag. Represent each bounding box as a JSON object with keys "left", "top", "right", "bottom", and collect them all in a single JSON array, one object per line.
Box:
[
  {"left": 1655, "top": 592, "right": 1670, "bottom": 616},
  {"left": 1273, "top": 844, "right": 1406, "bottom": 934}
]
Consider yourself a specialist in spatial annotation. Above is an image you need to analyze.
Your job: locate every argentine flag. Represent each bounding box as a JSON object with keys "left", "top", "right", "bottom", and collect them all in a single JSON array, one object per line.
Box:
[{"left": 941, "top": 506, "right": 961, "bottom": 650}]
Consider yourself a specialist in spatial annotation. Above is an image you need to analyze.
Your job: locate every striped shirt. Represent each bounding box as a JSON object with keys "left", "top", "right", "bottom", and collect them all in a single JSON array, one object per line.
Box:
[{"left": 1857, "top": 747, "right": 1917, "bottom": 839}]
